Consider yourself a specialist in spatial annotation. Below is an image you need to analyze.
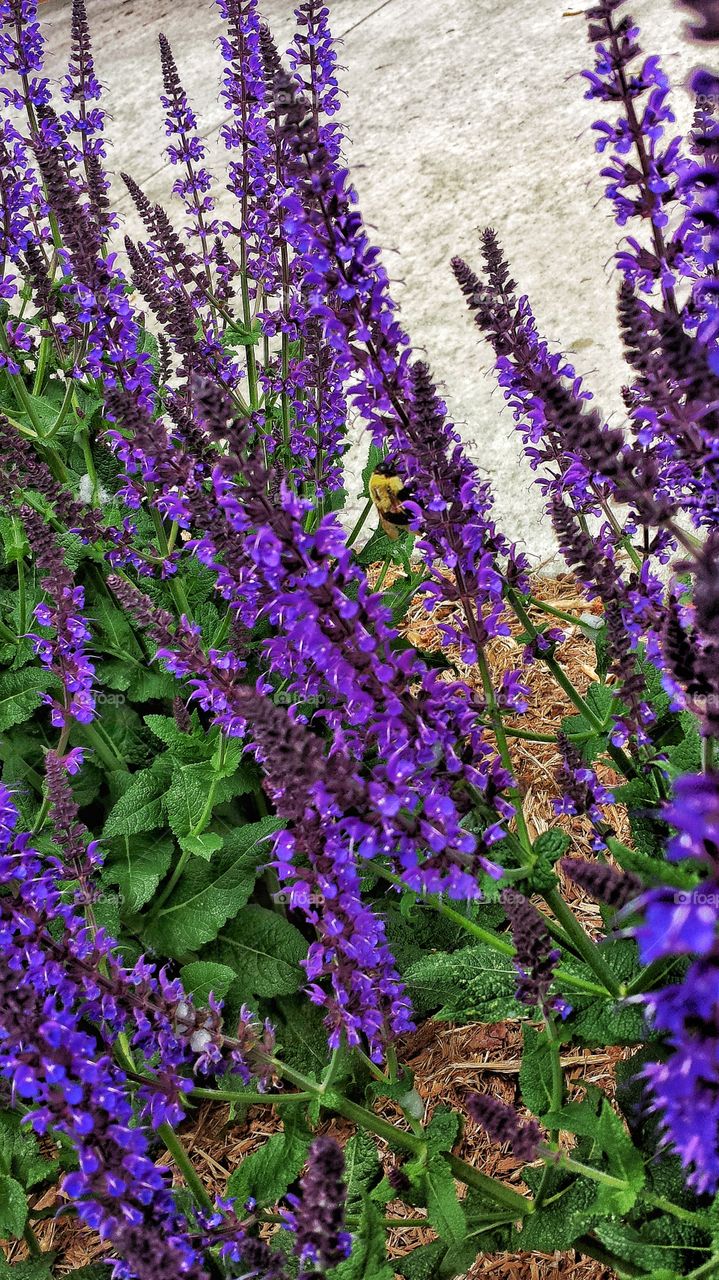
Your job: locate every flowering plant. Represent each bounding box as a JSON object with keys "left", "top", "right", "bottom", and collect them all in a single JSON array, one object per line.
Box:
[{"left": 1, "top": 0, "right": 719, "bottom": 1276}]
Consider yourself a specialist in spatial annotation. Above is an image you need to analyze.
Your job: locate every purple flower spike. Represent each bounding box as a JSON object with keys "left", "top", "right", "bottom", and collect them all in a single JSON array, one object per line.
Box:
[
  {"left": 284, "top": 1137, "right": 352, "bottom": 1278},
  {"left": 466, "top": 1092, "right": 543, "bottom": 1163}
]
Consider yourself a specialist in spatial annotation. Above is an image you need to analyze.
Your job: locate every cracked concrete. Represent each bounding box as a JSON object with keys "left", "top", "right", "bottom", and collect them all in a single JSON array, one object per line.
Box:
[{"left": 38, "top": 0, "right": 697, "bottom": 565}]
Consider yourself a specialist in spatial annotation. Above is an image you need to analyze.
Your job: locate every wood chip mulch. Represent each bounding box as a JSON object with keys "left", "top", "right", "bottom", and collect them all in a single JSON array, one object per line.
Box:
[{"left": 4, "top": 573, "right": 629, "bottom": 1279}]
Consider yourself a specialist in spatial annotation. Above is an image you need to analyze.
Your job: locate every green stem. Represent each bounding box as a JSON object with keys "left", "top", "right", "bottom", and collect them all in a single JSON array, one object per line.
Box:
[
  {"left": 542, "top": 887, "right": 621, "bottom": 996},
  {"left": 624, "top": 953, "right": 684, "bottom": 997},
  {"left": 16, "top": 537, "right": 27, "bottom": 636},
  {"left": 375, "top": 556, "right": 391, "bottom": 592},
  {"left": 79, "top": 720, "right": 126, "bottom": 771},
  {"left": 475, "top": 642, "right": 532, "bottom": 859},
  {"left": 149, "top": 739, "right": 225, "bottom": 914},
  {"left": 239, "top": 244, "right": 259, "bottom": 411},
  {"left": 274, "top": 1060, "right": 532, "bottom": 1214},
  {"left": 157, "top": 1123, "right": 214, "bottom": 1213},
  {"left": 443, "top": 1153, "right": 532, "bottom": 1216},
  {"left": 23, "top": 1224, "right": 42, "bottom": 1258},
  {"left": 508, "top": 589, "right": 639, "bottom": 782},
  {"left": 189, "top": 1087, "right": 313, "bottom": 1105},
  {"left": 525, "top": 594, "right": 591, "bottom": 626},
  {"left": 536, "top": 1017, "right": 564, "bottom": 1207},
  {"left": 32, "top": 336, "right": 50, "bottom": 397},
  {"left": 574, "top": 1236, "right": 644, "bottom": 1278},
  {"left": 346, "top": 498, "right": 374, "bottom": 548},
  {"left": 43, "top": 378, "right": 76, "bottom": 441},
  {"left": 371, "top": 864, "right": 609, "bottom": 996}
]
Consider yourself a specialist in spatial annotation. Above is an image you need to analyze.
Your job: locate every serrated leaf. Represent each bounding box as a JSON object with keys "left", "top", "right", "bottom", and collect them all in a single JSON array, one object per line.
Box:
[
  {"left": 179, "top": 832, "right": 223, "bottom": 860},
  {"left": 226, "top": 1119, "right": 310, "bottom": 1207},
  {"left": 144, "top": 713, "right": 211, "bottom": 762},
  {"left": 543, "top": 1096, "right": 644, "bottom": 1214},
  {"left": 425, "top": 1107, "right": 460, "bottom": 1156},
  {"left": 0, "top": 1258, "right": 55, "bottom": 1280},
  {"left": 512, "top": 1174, "right": 602, "bottom": 1252},
  {"left": 179, "top": 961, "right": 237, "bottom": 1007},
  {"left": 425, "top": 1156, "right": 466, "bottom": 1248},
  {"left": 393, "top": 1242, "right": 447, "bottom": 1280},
  {"left": 143, "top": 847, "right": 258, "bottom": 957},
  {"left": 166, "top": 762, "right": 211, "bottom": 836},
  {"left": 343, "top": 1133, "right": 383, "bottom": 1216},
  {"left": 102, "top": 768, "right": 166, "bottom": 838},
  {"left": 332, "top": 1196, "right": 393, "bottom": 1280},
  {"left": 0, "top": 1174, "right": 27, "bottom": 1237},
  {"left": 208, "top": 905, "right": 307, "bottom": 997},
  {"left": 102, "top": 834, "right": 173, "bottom": 912},
  {"left": 404, "top": 944, "right": 519, "bottom": 1022},
  {"left": 0, "top": 668, "right": 56, "bottom": 731},
  {"left": 519, "top": 1025, "right": 556, "bottom": 1117},
  {"left": 0, "top": 1112, "right": 58, "bottom": 1191}
]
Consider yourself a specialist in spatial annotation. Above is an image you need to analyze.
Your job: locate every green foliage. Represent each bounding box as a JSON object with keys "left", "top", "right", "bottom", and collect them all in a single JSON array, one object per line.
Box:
[
  {"left": 226, "top": 1114, "right": 311, "bottom": 1208},
  {"left": 519, "top": 1025, "right": 556, "bottom": 1117},
  {"left": 204, "top": 904, "right": 308, "bottom": 998},
  {"left": 404, "top": 944, "right": 520, "bottom": 1022}
]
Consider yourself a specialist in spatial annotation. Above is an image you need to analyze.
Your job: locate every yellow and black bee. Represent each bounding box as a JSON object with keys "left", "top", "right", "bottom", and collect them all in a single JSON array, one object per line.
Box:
[{"left": 368, "top": 460, "right": 414, "bottom": 540}]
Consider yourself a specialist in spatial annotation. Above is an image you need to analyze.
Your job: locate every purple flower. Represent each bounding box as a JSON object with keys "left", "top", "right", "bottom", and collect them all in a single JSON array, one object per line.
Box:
[
  {"left": 158, "top": 32, "right": 219, "bottom": 274},
  {"left": 501, "top": 889, "right": 568, "bottom": 1018},
  {"left": 21, "top": 504, "right": 96, "bottom": 728},
  {"left": 561, "top": 857, "right": 641, "bottom": 911},
  {"left": 284, "top": 1137, "right": 351, "bottom": 1278},
  {"left": 466, "top": 1093, "right": 543, "bottom": 1163},
  {"left": 0, "top": 0, "right": 51, "bottom": 109},
  {"left": 631, "top": 773, "right": 719, "bottom": 1192}
]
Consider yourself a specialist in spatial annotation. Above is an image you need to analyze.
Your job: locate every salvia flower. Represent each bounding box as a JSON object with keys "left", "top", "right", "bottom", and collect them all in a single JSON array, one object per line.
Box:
[
  {"left": 0, "top": 786, "right": 210, "bottom": 1280},
  {"left": 561, "top": 857, "right": 642, "bottom": 912},
  {"left": 284, "top": 1137, "right": 352, "bottom": 1278},
  {"left": 501, "top": 888, "right": 568, "bottom": 1018},
  {"left": 21, "top": 504, "right": 96, "bottom": 727},
  {"left": 631, "top": 773, "right": 719, "bottom": 1193},
  {"left": 466, "top": 1092, "right": 543, "bottom": 1163},
  {"left": 0, "top": 0, "right": 51, "bottom": 109}
]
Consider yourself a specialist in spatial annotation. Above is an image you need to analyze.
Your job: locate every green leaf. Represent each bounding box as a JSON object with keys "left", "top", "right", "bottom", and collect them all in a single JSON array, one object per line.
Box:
[
  {"left": 512, "top": 1174, "right": 602, "bottom": 1252},
  {"left": 102, "top": 768, "right": 167, "bottom": 839},
  {"left": 178, "top": 961, "right": 237, "bottom": 1007},
  {"left": 0, "top": 1258, "right": 55, "bottom": 1280},
  {"left": 0, "top": 1174, "right": 27, "bottom": 1237},
  {"left": 393, "top": 1242, "right": 447, "bottom": 1280},
  {"left": 143, "top": 846, "right": 258, "bottom": 957},
  {"left": 404, "top": 944, "right": 519, "bottom": 1022},
  {"left": 144, "top": 713, "right": 211, "bottom": 762},
  {"left": 102, "top": 834, "right": 173, "bottom": 913},
  {"left": 343, "top": 1133, "right": 383, "bottom": 1216},
  {"left": 543, "top": 1096, "right": 644, "bottom": 1214},
  {"left": 179, "top": 832, "right": 223, "bottom": 861},
  {"left": 593, "top": 1217, "right": 707, "bottom": 1275},
  {"left": 519, "top": 1024, "right": 556, "bottom": 1117},
  {"left": 533, "top": 829, "right": 571, "bottom": 862},
  {"left": 165, "top": 762, "right": 214, "bottom": 837},
  {"left": 332, "top": 1196, "right": 394, "bottom": 1280},
  {"left": 425, "top": 1156, "right": 466, "bottom": 1248},
  {"left": 425, "top": 1107, "right": 460, "bottom": 1156},
  {"left": 0, "top": 1111, "right": 58, "bottom": 1191},
  {"left": 208, "top": 905, "right": 307, "bottom": 997},
  {"left": 0, "top": 669, "right": 56, "bottom": 732},
  {"left": 226, "top": 1119, "right": 310, "bottom": 1207}
]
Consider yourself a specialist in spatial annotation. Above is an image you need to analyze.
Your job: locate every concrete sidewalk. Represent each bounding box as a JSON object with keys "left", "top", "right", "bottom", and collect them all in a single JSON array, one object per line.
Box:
[{"left": 39, "top": 0, "right": 696, "bottom": 564}]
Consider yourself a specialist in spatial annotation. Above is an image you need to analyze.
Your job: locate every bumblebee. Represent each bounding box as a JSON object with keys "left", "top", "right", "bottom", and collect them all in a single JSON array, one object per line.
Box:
[{"left": 368, "top": 460, "right": 414, "bottom": 540}]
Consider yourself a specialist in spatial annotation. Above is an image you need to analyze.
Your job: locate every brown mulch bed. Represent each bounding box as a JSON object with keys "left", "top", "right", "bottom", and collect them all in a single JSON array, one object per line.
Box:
[{"left": 3, "top": 573, "right": 628, "bottom": 1279}]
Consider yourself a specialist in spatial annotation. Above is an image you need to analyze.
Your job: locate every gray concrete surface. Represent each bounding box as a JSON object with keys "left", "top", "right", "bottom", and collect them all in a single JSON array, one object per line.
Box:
[{"left": 38, "top": 0, "right": 698, "bottom": 565}]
